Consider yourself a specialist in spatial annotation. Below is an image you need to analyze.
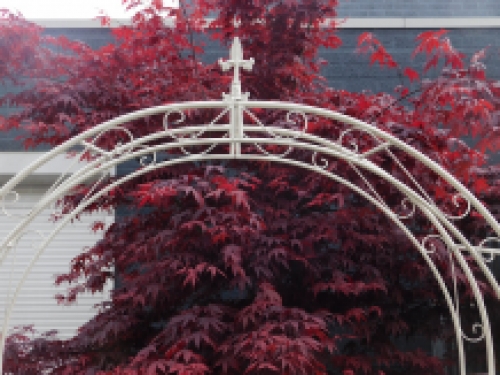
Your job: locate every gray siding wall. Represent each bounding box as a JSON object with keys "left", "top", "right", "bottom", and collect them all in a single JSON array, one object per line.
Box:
[
  {"left": 0, "top": 29, "right": 113, "bottom": 151},
  {"left": 337, "top": 0, "right": 500, "bottom": 17},
  {"left": 2, "top": 26, "right": 500, "bottom": 151},
  {"left": 0, "top": 186, "right": 113, "bottom": 339},
  {"left": 324, "top": 28, "right": 500, "bottom": 92}
]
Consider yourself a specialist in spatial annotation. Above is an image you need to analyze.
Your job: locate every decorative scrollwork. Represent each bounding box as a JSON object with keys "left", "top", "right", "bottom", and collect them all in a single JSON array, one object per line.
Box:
[
  {"left": 163, "top": 108, "right": 230, "bottom": 156},
  {"left": 336, "top": 129, "right": 419, "bottom": 221},
  {"left": 367, "top": 131, "right": 473, "bottom": 223},
  {"left": 284, "top": 110, "right": 309, "bottom": 135},
  {"left": 338, "top": 128, "right": 361, "bottom": 153},
  {"left": 139, "top": 153, "right": 157, "bottom": 166},
  {"left": 85, "top": 125, "right": 135, "bottom": 160},
  {"left": 337, "top": 127, "right": 387, "bottom": 156},
  {"left": 445, "top": 247, "right": 487, "bottom": 345},
  {"left": 442, "top": 193, "right": 471, "bottom": 221},
  {"left": 312, "top": 152, "right": 329, "bottom": 170},
  {"left": 379, "top": 147, "right": 473, "bottom": 223},
  {"left": 422, "top": 234, "right": 445, "bottom": 254},
  {"left": 1, "top": 229, "right": 47, "bottom": 259},
  {"left": 107, "top": 127, "right": 135, "bottom": 158},
  {"left": 1, "top": 191, "right": 26, "bottom": 219},
  {"left": 163, "top": 109, "right": 187, "bottom": 136},
  {"left": 477, "top": 237, "right": 500, "bottom": 263},
  {"left": 396, "top": 197, "right": 416, "bottom": 220},
  {"left": 461, "top": 322, "right": 486, "bottom": 343},
  {"left": 136, "top": 146, "right": 158, "bottom": 167},
  {"left": 244, "top": 109, "right": 308, "bottom": 158},
  {"left": 421, "top": 234, "right": 487, "bottom": 344}
]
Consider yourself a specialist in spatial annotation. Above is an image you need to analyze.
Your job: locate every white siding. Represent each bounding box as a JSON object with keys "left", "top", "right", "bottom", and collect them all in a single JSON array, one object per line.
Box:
[{"left": 0, "top": 186, "right": 113, "bottom": 339}]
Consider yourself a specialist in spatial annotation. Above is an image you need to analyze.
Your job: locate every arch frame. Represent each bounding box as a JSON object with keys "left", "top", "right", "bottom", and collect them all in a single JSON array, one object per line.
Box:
[{"left": 1, "top": 37, "right": 500, "bottom": 374}]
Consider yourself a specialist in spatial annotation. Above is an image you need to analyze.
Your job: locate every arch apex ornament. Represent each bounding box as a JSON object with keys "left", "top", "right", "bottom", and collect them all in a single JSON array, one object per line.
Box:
[
  {"left": 2, "top": 36, "right": 500, "bottom": 375},
  {"left": 218, "top": 36, "right": 255, "bottom": 101}
]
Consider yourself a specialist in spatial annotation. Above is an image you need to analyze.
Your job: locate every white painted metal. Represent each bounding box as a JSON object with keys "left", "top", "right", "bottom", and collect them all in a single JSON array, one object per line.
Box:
[
  {"left": 1, "top": 37, "right": 500, "bottom": 374},
  {"left": 0, "top": 152, "right": 113, "bottom": 184}
]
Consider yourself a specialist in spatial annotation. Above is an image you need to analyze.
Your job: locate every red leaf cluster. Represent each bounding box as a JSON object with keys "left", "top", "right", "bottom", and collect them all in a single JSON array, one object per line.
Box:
[{"left": 2, "top": 1, "right": 500, "bottom": 374}]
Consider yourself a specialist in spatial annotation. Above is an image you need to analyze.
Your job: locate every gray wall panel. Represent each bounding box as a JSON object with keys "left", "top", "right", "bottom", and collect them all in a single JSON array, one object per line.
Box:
[
  {"left": 321, "top": 28, "right": 500, "bottom": 92},
  {"left": 337, "top": 0, "right": 500, "bottom": 18},
  {"left": 3, "top": 27, "right": 500, "bottom": 150},
  {"left": 0, "top": 28, "right": 114, "bottom": 152}
]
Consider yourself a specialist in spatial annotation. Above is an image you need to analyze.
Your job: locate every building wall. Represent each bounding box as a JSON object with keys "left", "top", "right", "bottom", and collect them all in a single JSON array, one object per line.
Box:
[
  {"left": 2, "top": 25, "right": 498, "bottom": 151},
  {"left": 324, "top": 28, "right": 500, "bottom": 92},
  {"left": 0, "top": 185, "right": 113, "bottom": 339},
  {"left": 337, "top": 0, "right": 500, "bottom": 17}
]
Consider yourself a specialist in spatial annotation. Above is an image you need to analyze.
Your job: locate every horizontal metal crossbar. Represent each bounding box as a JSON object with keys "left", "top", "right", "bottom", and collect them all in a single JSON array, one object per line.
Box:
[{"left": 1, "top": 36, "right": 500, "bottom": 375}]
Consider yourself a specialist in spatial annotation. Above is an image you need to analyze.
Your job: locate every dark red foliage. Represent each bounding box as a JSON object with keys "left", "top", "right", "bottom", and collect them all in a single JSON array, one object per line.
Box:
[{"left": 2, "top": 1, "right": 500, "bottom": 374}]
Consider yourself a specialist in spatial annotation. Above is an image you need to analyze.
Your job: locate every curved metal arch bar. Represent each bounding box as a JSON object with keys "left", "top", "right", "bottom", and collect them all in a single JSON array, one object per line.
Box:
[
  {"left": 0, "top": 101, "right": 230, "bottom": 198},
  {"left": 0, "top": 135, "right": 496, "bottom": 350},
  {"left": 3, "top": 99, "right": 500, "bottom": 244},
  {"left": 0, "top": 102, "right": 498, "bottom": 372},
  {"left": 1, "top": 139, "right": 498, "bottom": 373},
  {"left": 247, "top": 101, "right": 500, "bottom": 237},
  {"left": 2, "top": 127, "right": 498, "bottom": 304},
  {"left": 1, "top": 135, "right": 497, "bottom": 320},
  {"left": 1, "top": 100, "right": 498, "bottom": 293},
  {"left": 1, "top": 153, "right": 470, "bottom": 375}
]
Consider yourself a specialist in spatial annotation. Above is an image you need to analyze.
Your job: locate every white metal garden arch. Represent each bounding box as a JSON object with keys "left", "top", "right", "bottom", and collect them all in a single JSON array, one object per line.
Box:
[{"left": 1, "top": 37, "right": 500, "bottom": 374}]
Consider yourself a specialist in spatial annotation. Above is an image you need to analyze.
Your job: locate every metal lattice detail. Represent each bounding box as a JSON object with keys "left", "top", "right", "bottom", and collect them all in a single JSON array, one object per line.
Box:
[{"left": 1, "top": 37, "right": 500, "bottom": 375}]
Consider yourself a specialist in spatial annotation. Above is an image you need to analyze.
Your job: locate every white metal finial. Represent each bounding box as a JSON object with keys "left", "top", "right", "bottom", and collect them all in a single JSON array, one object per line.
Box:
[{"left": 219, "top": 37, "right": 254, "bottom": 100}]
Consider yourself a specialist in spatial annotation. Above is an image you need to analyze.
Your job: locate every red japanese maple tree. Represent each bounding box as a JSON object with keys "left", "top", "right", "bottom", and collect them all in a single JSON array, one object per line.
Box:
[{"left": 2, "top": 1, "right": 500, "bottom": 374}]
